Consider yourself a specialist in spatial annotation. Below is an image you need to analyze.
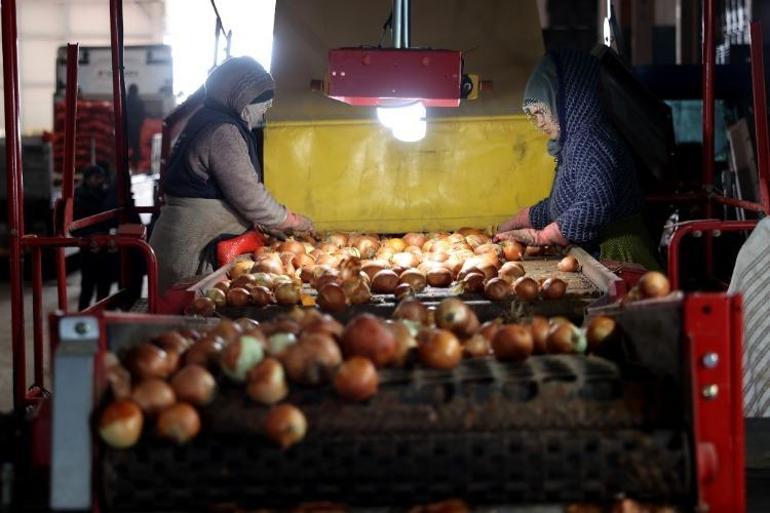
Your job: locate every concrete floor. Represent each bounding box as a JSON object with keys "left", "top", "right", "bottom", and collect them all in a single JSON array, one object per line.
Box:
[{"left": 0, "top": 272, "right": 84, "bottom": 413}]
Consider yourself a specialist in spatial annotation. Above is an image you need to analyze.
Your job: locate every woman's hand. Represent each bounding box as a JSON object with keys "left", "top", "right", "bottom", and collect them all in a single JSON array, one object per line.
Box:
[
  {"left": 496, "top": 207, "right": 531, "bottom": 233},
  {"left": 278, "top": 211, "right": 316, "bottom": 235},
  {"left": 493, "top": 222, "right": 569, "bottom": 247},
  {"left": 494, "top": 229, "right": 538, "bottom": 245}
]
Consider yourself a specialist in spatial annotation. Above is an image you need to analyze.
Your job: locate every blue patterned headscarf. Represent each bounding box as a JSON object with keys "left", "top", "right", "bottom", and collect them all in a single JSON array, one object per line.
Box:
[{"left": 523, "top": 54, "right": 561, "bottom": 155}]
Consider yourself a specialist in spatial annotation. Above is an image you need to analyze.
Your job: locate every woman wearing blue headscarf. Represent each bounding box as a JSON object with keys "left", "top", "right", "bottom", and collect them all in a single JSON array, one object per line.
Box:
[{"left": 494, "top": 50, "right": 659, "bottom": 269}]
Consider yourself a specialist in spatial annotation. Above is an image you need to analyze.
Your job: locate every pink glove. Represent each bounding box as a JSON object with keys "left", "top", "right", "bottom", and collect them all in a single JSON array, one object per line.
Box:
[
  {"left": 277, "top": 210, "right": 315, "bottom": 234},
  {"left": 493, "top": 222, "right": 569, "bottom": 246},
  {"left": 496, "top": 207, "right": 532, "bottom": 233}
]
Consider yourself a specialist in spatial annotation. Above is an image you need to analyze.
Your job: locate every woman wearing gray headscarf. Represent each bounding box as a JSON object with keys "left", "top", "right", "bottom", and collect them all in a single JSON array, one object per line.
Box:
[{"left": 150, "top": 57, "right": 314, "bottom": 293}]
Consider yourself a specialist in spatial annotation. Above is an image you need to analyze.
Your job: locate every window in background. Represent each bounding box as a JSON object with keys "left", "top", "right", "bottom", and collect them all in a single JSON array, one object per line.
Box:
[{"left": 164, "top": 0, "right": 276, "bottom": 102}]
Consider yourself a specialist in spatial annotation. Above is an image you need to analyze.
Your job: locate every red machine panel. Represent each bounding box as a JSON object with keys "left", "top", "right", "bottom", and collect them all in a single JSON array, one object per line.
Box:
[{"left": 326, "top": 48, "right": 462, "bottom": 107}]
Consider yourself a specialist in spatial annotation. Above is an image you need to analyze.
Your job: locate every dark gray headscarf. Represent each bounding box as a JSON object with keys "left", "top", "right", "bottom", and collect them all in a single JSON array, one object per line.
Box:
[{"left": 523, "top": 54, "right": 561, "bottom": 156}]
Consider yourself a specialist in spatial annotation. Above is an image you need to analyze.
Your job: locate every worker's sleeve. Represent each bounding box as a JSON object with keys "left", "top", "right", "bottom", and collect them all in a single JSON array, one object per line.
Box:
[
  {"left": 206, "top": 124, "right": 288, "bottom": 228},
  {"left": 555, "top": 155, "right": 617, "bottom": 244},
  {"left": 528, "top": 198, "right": 552, "bottom": 230}
]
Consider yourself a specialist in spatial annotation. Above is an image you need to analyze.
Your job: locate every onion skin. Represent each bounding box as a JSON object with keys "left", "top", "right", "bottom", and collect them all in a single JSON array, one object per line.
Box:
[
  {"left": 638, "top": 271, "right": 671, "bottom": 299},
  {"left": 484, "top": 277, "right": 511, "bottom": 301},
  {"left": 557, "top": 256, "right": 580, "bottom": 272},
  {"left": 98, "top": 399, "right": 144, "bottom": 448},
  {"left": 513, "top": 277, "right": 539, "bottom": 301},
  {"left": 226, "top": 287, "right": 251, "bottom": 307},
  {"left": 250, "top": 285, "right": 274, "bottom": 307},
  {"left": 264, "top": 404, "right": 308, "bottom": 449},
  {"left": 171, "top": 364, "right": 216, "bottom": 406},
  {"left": 340, "top": 314, "right": 397, "bottom": 367},
  {"left": 501, "top": 241, "right": 524, "bottom": 261},
  {"left": 529, "top": 316, "right": 550, "bottom": 354},
  {"left": 191, "top": 296, "right": 216, "bottom": 316},
  {"left": 426, "top": 267, "right": 453, "bottom": 287},
  {"left": 219, "top": 335, "right": 265, "bottom": 382},
  {"left": 391, "top": 251, "right": 420, "bottom": 269},
  {"left": 371, "top": 270, "right": 400, "bottom": 294},
  {"left": 462, "top": 272, "right": 485, "bottom": 294},
  {"left": 184, "top": 334, "right": 225, "bottom": 368},
  {"left": 419, "top": 329, "right": 463, "bottom": 370},
  {"left": 393, "top": 298, "right": 430, "bottom": 325},
  {"left": 246, "top": 357, "right": 289, "bottom": 405},
  {"left": 131, "top": 379, "right": 176, "bottom": 415},
  {"left": 342, "top": 277, "right": 372, "bottom": 305},
  {"left": 541, "top": 278, "right": 567, "bottom": 300},
  {"left": 586, "top": 315, "right": 617, "bottom": 353},
  {"left": 230, "top": 259, "right": 255, "bottom": 280},
  {"left": 399, "top": 269, "right": 427, "bottom": 292},
  {"left": 156, "top": 403, "right": 201, "bottom": 445},
  {"left": 334, "top": 356, "right": 379, "bottom": 401},
  {"left": 317, "top": 282, "right": 349, "bottom": 313},
  {"left": 125, "top": 343, "right": 172, "bottom": 380},
  {"left": 498, "top": 262, "right": 526, "bottom": 283},
  {"left": 492, "top": 325, "right": 533, "bottom": 362}
]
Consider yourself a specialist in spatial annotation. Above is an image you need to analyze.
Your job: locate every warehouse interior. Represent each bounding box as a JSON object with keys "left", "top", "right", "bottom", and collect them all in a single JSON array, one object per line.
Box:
[{"left": 1, "top": 0, "right": 770, "bottom": 512}]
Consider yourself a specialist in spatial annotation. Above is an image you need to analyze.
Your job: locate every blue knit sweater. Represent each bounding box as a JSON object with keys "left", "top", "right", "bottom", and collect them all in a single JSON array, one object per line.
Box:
[{"left": 528, "top": 50, "right": 642, "bottom": 245}]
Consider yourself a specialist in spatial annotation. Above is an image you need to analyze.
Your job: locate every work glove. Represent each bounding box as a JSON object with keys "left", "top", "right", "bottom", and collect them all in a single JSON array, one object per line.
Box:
[{"left": 493, "top": 222, "right": 569, "bottom": 247}]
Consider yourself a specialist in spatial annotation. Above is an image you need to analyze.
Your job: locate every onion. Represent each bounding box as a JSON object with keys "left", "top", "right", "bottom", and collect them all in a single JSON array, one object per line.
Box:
[
  {"left": 334, "top": 356, "right": 379, "bottom": 401},
  {"left": 264, "top": 404, "right": 307, "bottom": 449},
  {"left": 354, "top": 235, "right": 379, "bottom": 259},
  {"left": 279, "top": 239, "right": 306, "bottom": 256},
  {"left": 98, "top": 399, "right": 143, "bottom": 448},
  {"left": 419, "top": 329, "right": 462, "bottom": 370},
  {"left": 399, "top": 269, "right": 427, "bottom": 292},
  {"left": 184, "top": 334, "right": 225, "bottom": 368},
  {"left": 529, "top": 316, "right": 550, "bottom": 354},
  {"left": 513, "top": 277, "right": 539, "bottom": 301},
  {"left": 393, "top": 298, "right": 430, "bottom": 325},
  {"left": 230, "top": 259, "right": 255, "bottom": 280},
  {"left": 392, "top": 251, "right": 420, "bottom": 269},
  {"left": 219, "top": 335, "right": 265, "bottom": 381},
  {"left": 524, "top": 245, "right": 543, "bottom": 257},
  {"left": 502, "top": 241, "right": 524, "bottom": 261},
  {"left": 102, "top": 352, "right": 131, "bottom": 400},
  {"left": 252, "top": 272, "right": 275, "bottom": 290},
  {"left": 226, "top": 287, "right": 251, "bottom": 307},
  {"left": 300, "top": 266, "right": 316, "bottom": 284},
  {"left": 131, "top": 378, "right": 176, "bottom": 415},
  {"left": 267, "top": 332, "right": 298, "bottom": 356},
  {"left": 171, "top": 364, "right": 216, "bottom": 406},
  {"left": 315, "top": 271, "right": 341, "bottom": 290},
  {"left": 153, "top": 331, "right": 191, "bottom": 356},
  {"left": 326, "top": 233, "right": 348, "bottom": 247},
  {"left": 156, "top": 403, "right": 200, "bottom": 444},
  {"left": 293, "top": 253, "right": 315, "bottom": 270},
  {"left": 557, "top": 255, "right": 580, "bottom": 272},
  {"left": 541, "top": 277, "right": 567, "bottom": 300},
  {"left": 385, "top": 320, "right": 418, "bottom": 366},
  {"left": 463, "top": 334, "right": 491, "bottom": 358},
  {"left": 484, "top": 277, "right": 511, "bottom": 301},
  {"left": 498, "top": 262, "right": 526, "bottom": 283},
  {"left": 403, "top": 233, "right": 427, "bottom": 248},
  {"left": 361, "top": 261, "right": 389, "bottom": 281},
  {"left": 436, "top": 298, "right": 478, "bottom": 337},
  {"left": 546, "top": 321, "right": 587, "bottom": 354},
  {"left": 371, "top": 269, "right": 400, "bottom": 294},
  {"left": 425, "top": 251, "right": 449, "bottom": 263},
  {"left": 190, "top": 296, "right": 216, "bottom": 316},
  {"left": 302, "top": 315, "right": 345, "bottom": 340},
  {"left": 394, "top": 283, "right": 414, "bottom": 301},
  {"left": 340, "top": 314, "right": 396, "bottom": 367},
  {"left": 477, "top": 319, "right": 502, "bottom": 341},
  {"left": 462, "top": 272, "right": 485, "bottom": 294},
  {"left": 125, "top": 343, "right": 172, "bottom": 380},
  {"left": 254, "top": 258, "right": 284, "bottom": 275},
  {"left": 385, "top": 238, "right": 407, "bottom": 252},
  {"left": 282, "top": 333, "right": 342, "bottom": 385},
  {"left": 341, "top": 277, "right": 372, "bottom": 305},
  {"left": 210, "top": 318, "right": 241, "bottom": 343},
  {"left": 246, "top": 357, "right": 288, "bottom": 405},
  {"left": 492, "top": 325, "right": 533, "bottom": 362},
  {"left": 317, "top": 282, "right": 349, "bottom": 313},
  {"left": 213, "top": 279, "right": 231, "bottom": 293},
  {"left": 638, "top": 271, "right": 671, "bottom": 299},
  {"left": 231, "top": 273, "right": 258, "bottom": 290},
  {"left": 586, "top": 315, "right": 617, "bottom": 353},
  {"left": 426, "top": 267, "right": 453, "bottom": 287},
  {"left": 274, "top": 282, "right": 302, "bottom": 305},
  {"left": 250, "top": 285, "right": 274, "bottom": 307},
  {"left": 205, "top": 287, "right": 227, "bottom": 308}
]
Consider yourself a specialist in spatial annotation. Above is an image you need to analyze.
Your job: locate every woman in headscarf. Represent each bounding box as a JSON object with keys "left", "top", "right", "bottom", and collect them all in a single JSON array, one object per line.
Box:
[
  {"left": 150, "top": 57, "right": 315, "bottom": 293},
  {"left": 494, "top": 50, "right": 659, "bottom": 269}
]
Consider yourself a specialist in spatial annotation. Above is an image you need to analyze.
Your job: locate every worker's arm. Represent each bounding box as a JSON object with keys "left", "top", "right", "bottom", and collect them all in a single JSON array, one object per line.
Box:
[
  {"left": 206, "top": 124, "right": 313, "bottom": 232},
  {"left": 493, "top": 222, "right": 569, "bottom": 246},
  {"left": 497, "top": 207, "right": 532, "bottom": 232}
]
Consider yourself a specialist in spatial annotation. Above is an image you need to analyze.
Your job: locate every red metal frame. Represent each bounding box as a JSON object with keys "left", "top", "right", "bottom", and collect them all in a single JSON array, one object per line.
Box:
[
  {"left": 684, "top": 293, "right": 745, "bottom": 513},
  {"left": 702, "top": 0, "right": 716, "bottom": 276}
]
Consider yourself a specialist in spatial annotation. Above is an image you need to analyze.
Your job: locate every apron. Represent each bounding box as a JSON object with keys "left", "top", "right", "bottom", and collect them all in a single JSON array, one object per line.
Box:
[{"left": 598, "top": 214, "right": 662, "bottom": 271}]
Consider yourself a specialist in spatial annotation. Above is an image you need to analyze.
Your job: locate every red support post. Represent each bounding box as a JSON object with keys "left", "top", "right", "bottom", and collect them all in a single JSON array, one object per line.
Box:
[
  {"left": 31, "top": 246, "right": 45, "bottom": 387},
  {"left": 109, "top": 0, "right": 130, "bottom": 213},
  {"left": 61, "top": 43, "right": 79, "bottom": 230},
  {"left": 702, "top": 0, "right": 715, "bottom": 276},
  {"left": 2, "top": 0, "right": 27, "bottom": 411},
  {"left": 750, "top": 21, "right": 770, "bottom": 215}
]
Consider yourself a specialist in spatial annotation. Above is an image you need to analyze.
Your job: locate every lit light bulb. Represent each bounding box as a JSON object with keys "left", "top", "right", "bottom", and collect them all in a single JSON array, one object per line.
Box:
[{"left": 376, "top": 101, "right": 427, "bottom": 142}]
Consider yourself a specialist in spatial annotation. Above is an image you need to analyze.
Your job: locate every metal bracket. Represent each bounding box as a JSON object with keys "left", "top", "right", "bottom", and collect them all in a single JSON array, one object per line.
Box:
[{"left": 50, "top": 316, "right": 99, "bottom": 511}]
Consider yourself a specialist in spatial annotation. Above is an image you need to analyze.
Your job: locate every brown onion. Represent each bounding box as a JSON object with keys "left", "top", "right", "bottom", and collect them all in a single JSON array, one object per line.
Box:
[
  {"left": 392, "top": 251, "right": 420, "bottom": 269},
  {"left": 190, "top": 296, "right": 216, "bottom": 316},
  {"left": 399, "top": 269, "right": 427, "bottom": 292},
  {"left": 156, "top": 403, "right": 200, "bottom": 444},
  {"left": 98, "top": 399, "right": 143, "bottom": 448},
  {"left": 586, "top": 315, "right": 617, "bottom": 353},
  {"left": 638, "top": 271, "right": 671, "bottom": 299},
  {"left": 546, "top": 322, "right": 587, "bottom": 354},
  {"left": 463, "top": 334, "right": 491, "bottom": 358},
  {"left": 131, "top": 378, "right": 176, "bottom": 415},
  {"left": 340, "top": 314, "right": 396, "bottom": 367},
  {"left": 205, "top": 287, "right": 227, "bottom": 308},
  {"left": 477, "top": 319, "right": 502, "bottom": 342},
  {"left": 184, "top": 334, "right": 225, "bottom": 368},
  {"left": 250, "top": 285, "right": 274, "bottom": 307},
  {"left": 282, "top": 333, "right": 342, "bottom": 385},
  {"left": 513, "top": 277, "right": 539, "bottom": 301},
  {"left": 557, "top": 255, "right": 580, "bottom": 272},
  {"left": 541, "top": 277, "right": 567, "bottom": 300},
  {"left": 371, "top": 269, "right": 400, "bottom": 294},
  {"left": 317, "top": 282, "right": 349, "bottom": 313},
  {"left": 274, "top": 282, "right": 302, "bottom": 305},
  {"left": 524, "top": 245, "right": 544, "bottom": 257},
  {"left": 394, "top": 283, "right": 415, "bottom": 301},
  {"left": 426, "top": 267, "right": 453, "bottom": 287},
  {"left": 341, "top": 277, "right": 372, "bottom": 305},
  {"left": 264, "top": 404, "right": 307, "bottom": 449},
  {"left": 230, "top": 259, "right": 255, "bottom": 280},
  {"left": 492, "top": 325, "right": 533, "bottom": 362},
  {"left": 125, "top": 343, "right": 172, "bottom": 380},
  {"left": 436, "top": 298, "right": 478, "bottom": 337},
  {"left": 254, "top": 258, "right": 284, "bottom": 275},
  {"left": 385, "top": 320, "right": 418, "bottom": 367},
  {"left": 279, "top": 239, "right": 306, "bottom": 256},
  {"left": 302, "top": 314, "right": 345, "bottom": 340},
  {"left": 231, "top": 273, "right": 258, "bottom": 290},
  {"left": 246, "top": 357, "right": 288, "bottom": 405},
  {"left": 326, "top": 233, "right": 348, "bottom": 247},
  {"left": 213, "top": 279, "right": 231, "bottom": 293},
  {"left": 153, "top": 331, "right": 191, "bottom": 356},
  {"left": 498, "top": 262, "right": 526, "bottom": 283},
  {"left": 361, "top": 261, "right": 388, "bottom": 281},
  {"left": 393, "top": 298, "right": 430, "bottom": 325},
  {"left": 171, "top": 364, "right": 216, "bottom": 406},
  {"left": 219, "top": 335, "right": 265, "bottom": 381},
  {"left": 403, "top": 232, "right": 427, "bottom": 248},
  {"left": 419, "top": 329, "right": 462, "bottom": 369},
  {"left": 461, "top": 272, "right": 485, "bottom": 294},
  {"left": 529, "top": 316, "right": 550, "bottom": 354},
  {"left": 484, "top": 277, "right": 511, "bottom": 301},
  {"left": 502, "top": 241, "right": 524, "bottom": 261},
  {"left": 334, "top": 356, "right": 379, "bottom": 401},
  {"left": 102, "top": 352, "right": 131, "bottom": 400},
  {"left": 227, "top": 287, "right": 251, "bottom": 307}
]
